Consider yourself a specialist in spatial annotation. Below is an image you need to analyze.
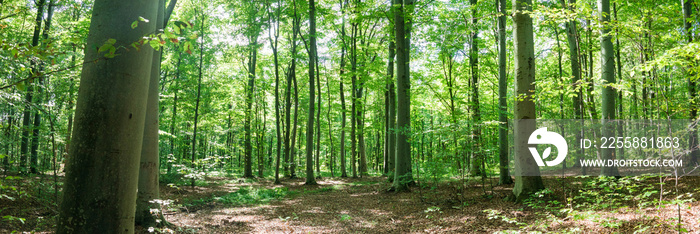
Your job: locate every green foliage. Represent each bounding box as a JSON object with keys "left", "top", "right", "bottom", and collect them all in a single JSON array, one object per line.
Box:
[
  {"left": 483, "top": 209, "right": 525, "bottom": 226},
  {"left": 523, "top": 188, "right": 566, "bottom": 216},
  {"left": 572, "top": 175, "right": 660, "bottom": 210},
  {"left": 183, "top": 187, "right": 289, "bottom": 208},
  {"left": 339, "top": 214, "right": 352, "bottom": 221}
]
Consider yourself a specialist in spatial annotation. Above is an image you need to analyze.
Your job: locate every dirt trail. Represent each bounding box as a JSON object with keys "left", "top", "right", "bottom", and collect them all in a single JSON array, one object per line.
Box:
[{"left": 159, "top": 176, "right": 700, "bottom": 233}]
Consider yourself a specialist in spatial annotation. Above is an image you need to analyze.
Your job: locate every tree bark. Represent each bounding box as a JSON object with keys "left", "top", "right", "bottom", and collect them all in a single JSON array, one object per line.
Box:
[
  {"left": 563, "top": 0, "right": 584, "bottom": 168},
  {"left": 512, "top": 0, "right": 544, "bottom": 202},
  {"left": 244, "top": 15, "right": 258, "bottom": 178},
  {"left": 385, "top": 37, "right": 396, "bottom": 175},
  {"left": 391, "top": 0, "right": 414, "bottom": 192},
  {"left": 469, "top": 0, "right": 483, "bottom": 177},
  {"left": 20, "top": 0, "right": 46, "bottom": 174},
  {"left": 270, "top": 0, "right": 282, "bottom": 184},
  {"left": 191, "top": 11, "right": 205, "bottom": 186},
  {"left": 497, "top": 0, "right": 512, "bottom": 185},
  {"left": 57, "top": 0, "right": 157, "bottom": 232},
  {"left": 682, "top": 0, "right": 698, "bottom": 164},
  {"left": 599, "top": 0, "right": 619, "bottom": 176},
  {"left": 315, "top": 47, "right": 322, "bottom": 178},
  {"left": 135, "top": 0, "right": 165, "bottom": 226},
  {"left": 29, "top": 0, "right": 55, "bottom": 174},
  {"left": 350, "top": 22, "right": 358, "bottom": 178},
  {"left": 305, "top": 0, "right": 318, "bottom": 185},
  {"left": 339, "top": 23, "right": 348, "bottom": 177}
]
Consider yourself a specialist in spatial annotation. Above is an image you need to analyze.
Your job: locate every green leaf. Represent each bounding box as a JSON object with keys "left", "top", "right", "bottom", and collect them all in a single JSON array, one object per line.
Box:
[
  {"left": 149, "top": 39, "right": 160, "bottom": 50},
  {"left": 98, "top": 43, "right": 112, "bottom": 53},
  {"left": 131, "top": 21, "right": 138, "bottom": 29},
  {"left": 106, "top": 38, "right": 116, "bottom": 45},
  {"left": 139, "top": 16, "right": 149, "bottom": 23},
  {"left": 16, "top": 82, "right": 25, "bottom": 91},
  {"left": 173, "top": 26, "right": 181, "bottom": 34}
]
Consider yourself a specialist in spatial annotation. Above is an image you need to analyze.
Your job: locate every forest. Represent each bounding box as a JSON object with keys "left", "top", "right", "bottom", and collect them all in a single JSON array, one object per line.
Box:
[{"left": 1, "top": 0, "right": 700, "bottom": 232}]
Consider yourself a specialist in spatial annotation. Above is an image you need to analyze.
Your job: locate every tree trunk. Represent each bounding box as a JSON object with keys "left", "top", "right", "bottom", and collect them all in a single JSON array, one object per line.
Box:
[
  {"left": 315, "top": 48, "right": 322, "bottom": 178},
  {"left": 339, "top": 35, "right": 348, "bottom": 178},
  {"left": 270, "top": 0, "right": 282, "bottom": 184},
  {"left": 305, "top": 0, "right": 318, "bottom": 185},
  {"left": 191, "top": 12, "right": 205, "bottom": 186},
  {"left": 512, "top": 0, "right": 544, "bottom": 202},
  {"left": 683, "top": 0, "right": 698, "bottom": 164},
  {"left": 135, "top": 0, "right": 164, "bottom": 226},
  {"left": 350, "top": 22, "right": 358, "bottom": 179},
  {"left": 497, "top": 0, "right": 512, "bottom": 185},
  {"left": 57, "top": 0, "right": 157, "bottom": 232},
  {"left": 287, "top": 4, "right": 300, "bottom": 179},
  {"left": 385, "top": 38, "right": 396, "bottom": 175},
  {"left": 469, "top": 0, "right": 483, "bottom": 177},
  {"left": 563, "top": 0, "right": 584, "bottom": 168},
  {"left": 391, "top": 0, "right": 413, "bottom": 192},
  {"left": 169, "top": 55, "right": 181, "bottom": 174},
  {"left": 327, "top": 68, "right": 335, "bottom": 177},
  {"left": 599, "top": 0, "right": 619, "bottom": 176},
  {"left": 244, "top": 24, "right": 258, "bottom": 178},
  {"left": 290, "top": 57, "right": 299, "bottom": 178},
  {"left": 613, "top": 3, "right": 625, "bottom": 160},
  {"left": 20, "top": 0, "right": 46, "bottom": 174},
  {"left": 28, "top": 0, "right": 55, "bottom": 174}
]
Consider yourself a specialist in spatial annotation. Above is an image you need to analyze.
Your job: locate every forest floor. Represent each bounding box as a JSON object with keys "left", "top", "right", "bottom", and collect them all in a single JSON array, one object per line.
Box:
[{"left": 2, "top": 174, "right": 700, "bottom": 233}]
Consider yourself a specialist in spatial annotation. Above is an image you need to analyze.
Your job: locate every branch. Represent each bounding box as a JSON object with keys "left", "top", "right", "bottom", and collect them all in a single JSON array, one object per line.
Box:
[
  {"left": 164, "top": 0, "right": 178, "bottom": 26},
  {"left": 0, "top": 58, "right": 99, "bottom": 90}
]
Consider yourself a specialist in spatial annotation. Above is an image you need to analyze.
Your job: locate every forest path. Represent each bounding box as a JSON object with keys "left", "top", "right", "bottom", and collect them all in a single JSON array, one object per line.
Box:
[
  {"left": 156, "top": 176, "right": 700, "bottom": 233},
  {"left": 1, "top": 174, "right": 699, "bottom": 233},
  {"left": 159, "top": 176, "right": 514, "bottom": 233}
]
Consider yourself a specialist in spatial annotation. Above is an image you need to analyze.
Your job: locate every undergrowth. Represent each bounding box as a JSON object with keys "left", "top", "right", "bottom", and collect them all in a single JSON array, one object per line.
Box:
[{"left": 182, "top": 187, "right": 289, "bottom": 207}]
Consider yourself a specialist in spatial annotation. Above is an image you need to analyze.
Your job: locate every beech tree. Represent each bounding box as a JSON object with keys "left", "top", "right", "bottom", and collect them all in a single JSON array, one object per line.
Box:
[
  {"left": 57, "top": 0, "right": 158, "bottom": 232},
  {"left": 512, "top": 0, "right": 544, "bottom": 202},
  {"left": 391, "top": 0, "right": 414, "bottom": 192},
  {"left": 497, "top": 0, "right": 512, "bottom": 185},
  {"left": 599, "top": 0, "right": 619, "bottom": 176},
  {"left": 305, "top": 0, "right": 318, "bottom": 185}
]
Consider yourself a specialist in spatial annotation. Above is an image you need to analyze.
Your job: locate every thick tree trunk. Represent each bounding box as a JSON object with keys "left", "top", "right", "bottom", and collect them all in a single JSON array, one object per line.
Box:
[
  {"left": 497, "top": 0, "right": 512, "bottom": 185},
  {"left": 57, "top": 0, "right": 157, "bottom": 232},
  {"left": 391, "top": 0, "right": 414, "bottom": 192},
  {"left": 512, "top": 0, "right": 544, "bottom": 202}
]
